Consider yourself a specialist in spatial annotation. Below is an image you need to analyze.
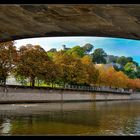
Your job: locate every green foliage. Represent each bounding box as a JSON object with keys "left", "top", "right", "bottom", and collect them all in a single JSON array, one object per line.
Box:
[
  {"left": 136, "top": 66, "right": 140, "bottom": 78},
  {"left": 124, "top": 62, "right": 136, "bottom": 72},
  {"left": 82, "top": 43, "right": 94, "bottom": 54},
  {"left": 124, "top": 62, "right": 137, "bottom": 79},
  {"left": 133, "top": 61, "right": 139, "bottom": 67},
  {"left": 92, "top": 48, "right": 107, "bottom": 64},
  {"left": 47, "top": 51, "right": 56, "bottom": 60},
  {"left": 66, "top": 46, "right": 85, "bottom": 58},
  {"left": 127, "top": 57, "right": 133, "bottom": 62},
  {"left": 117, "top": 56, "right": 128, "bottom": 66},
  {"left": 15, "top": 75, "right": 28, "bottom": 86},
  {"left": 106, "top": 55, "right": 118, "bottom": 63},
  {"left": 116, "top": 56, "right": 136, "bottom": 67}
]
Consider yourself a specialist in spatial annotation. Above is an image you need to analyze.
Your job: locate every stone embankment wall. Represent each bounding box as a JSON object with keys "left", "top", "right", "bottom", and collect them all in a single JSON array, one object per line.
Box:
[{"left": 0, "top": 86, "right": 139, "bottom": 103}]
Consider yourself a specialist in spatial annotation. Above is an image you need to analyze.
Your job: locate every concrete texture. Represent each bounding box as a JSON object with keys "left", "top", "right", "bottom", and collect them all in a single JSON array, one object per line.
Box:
[
  {"left": 0, "top": 4, "right": 140, "bottom": 42},
  {"left": 0, "top": 87, "right": 139, "bottom": 104}
]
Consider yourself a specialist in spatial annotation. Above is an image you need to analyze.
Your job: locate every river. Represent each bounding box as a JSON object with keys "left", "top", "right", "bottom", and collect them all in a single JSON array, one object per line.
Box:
[{"left": 0, "top": 100, "right": 140, "bottom": 136}]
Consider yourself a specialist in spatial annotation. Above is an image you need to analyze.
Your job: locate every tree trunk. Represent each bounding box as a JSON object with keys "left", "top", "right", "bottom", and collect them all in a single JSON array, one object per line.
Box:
[
  {"left": 3, "top": 77, "right": 6, "bottom": 86},
  {"left": 63, "top": 82, "right": 65, "bottom": 88},
  {"left": 31, "top": 77, "right": 35, "bottom": 87},
  {"left": 38, "top": 79, "right": 39, "bottom": 87}
]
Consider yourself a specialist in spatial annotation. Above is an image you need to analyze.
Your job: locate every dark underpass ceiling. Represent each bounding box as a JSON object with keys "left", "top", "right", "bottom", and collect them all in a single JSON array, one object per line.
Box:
[{"left": 0, "top": 4, "right": 140, "bottom": 42}]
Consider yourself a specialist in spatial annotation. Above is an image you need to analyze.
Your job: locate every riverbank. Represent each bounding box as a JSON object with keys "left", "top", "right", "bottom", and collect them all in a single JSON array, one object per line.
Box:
[{"left": 0, "top": 85, "right": 139, "bottom": 104}]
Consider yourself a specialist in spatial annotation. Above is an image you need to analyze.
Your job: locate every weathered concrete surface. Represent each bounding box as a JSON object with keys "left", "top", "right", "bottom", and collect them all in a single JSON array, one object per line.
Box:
[
  {"left": 0, "top": 4, "right": 140, "bottom": 42},
  {"left": 0, "top": 87, "right": 137, "bottom": 103}
]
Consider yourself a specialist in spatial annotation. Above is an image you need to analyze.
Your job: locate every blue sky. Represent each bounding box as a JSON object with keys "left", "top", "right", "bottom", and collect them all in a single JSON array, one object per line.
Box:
[{"left": 15, "top": 36, "right": 140, "bottom": 64}]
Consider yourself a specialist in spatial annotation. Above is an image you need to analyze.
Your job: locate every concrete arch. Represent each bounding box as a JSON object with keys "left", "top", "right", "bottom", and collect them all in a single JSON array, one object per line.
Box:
[{"left": 0, "top": 4, "right": 140, "bottom": 42}]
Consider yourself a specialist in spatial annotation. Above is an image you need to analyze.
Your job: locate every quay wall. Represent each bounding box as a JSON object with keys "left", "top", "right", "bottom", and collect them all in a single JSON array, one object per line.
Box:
[{"left": 0, "top": 86, "right": 139, "bottom": 103}]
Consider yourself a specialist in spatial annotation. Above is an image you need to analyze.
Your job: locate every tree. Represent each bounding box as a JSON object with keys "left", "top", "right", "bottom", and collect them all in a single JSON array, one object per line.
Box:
[
  {"left": 117, "top": 56, "right": 138, "bottom": 67},
  {"left": 106, "top": 55, "right": 118, "bottom": 63},
  {"left": 96, "top": 65, "right": 108, "bottom": 87},
  {"left": 97, "top": 66, "right": 117, "bottom": 87},
  {"left": 68, "top": 58, "right": 86, "bottom": 84},
  {"left": 53, "top": 51, "right": 86, "bottom": 86},
  {"left": 82, "top": 43, "right": 94, "bottom": 54},
  {"left": 127, "top": 57, "right": 133, "bottom": 62},
  {"left": 117, "top": 56, "right": 129, "bottom": 67},
  {"left": 81, "top": 56, "right": 99, "bottom": 85},
  {"left": 127, "top": 79, "right": 140, "bottom": 91},
  {"left": 96, "top": 65, "right": 129, "bottom": 89},
  {"left": 39, "top": 61, "right": 62, "bottom": 87},
  {"left": 133, "top": 61, "right": 139, "bottom": 67},
  {"left": 81, "top": 55, "right": 92, "bottom": 64},
  {"left": 124, "top": 62, "right": 137, "bottom": 79},
  {"left": 136, "top": 66, "right": 140, "bottom": 78},
  {"left": 92, "top": 48, "right": 107, "bottom": 64},
  {"left": 0, "top": 41, "right": 17, "bottom": 85},
  {"left": 15, "top": 75, "right": 28, "bottom": 86},
  {"left": 66, "top": 46, "right": 85, "bottom": 58},
  {"left": 115, "top": 71, "right": 129, "bottom": 88},
  {"left": 14, "top": 44, "right": 50, "bottom": 87},
  {"left": 48, "top": 48, "right": 57, "bottom": 52},
  {"left": 85, "top": 63, "right": 99, "bottom": 85}
]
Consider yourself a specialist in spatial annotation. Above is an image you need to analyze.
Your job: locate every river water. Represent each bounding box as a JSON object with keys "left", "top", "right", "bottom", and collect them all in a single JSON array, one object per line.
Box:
[{"left": 0, "top": 100, "right": 140, "bottom": 136}]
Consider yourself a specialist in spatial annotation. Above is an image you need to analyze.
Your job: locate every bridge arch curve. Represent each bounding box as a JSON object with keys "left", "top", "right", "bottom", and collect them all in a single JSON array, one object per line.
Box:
[{"left": 0, "top": 4, "right": 140, "bottom": 42}]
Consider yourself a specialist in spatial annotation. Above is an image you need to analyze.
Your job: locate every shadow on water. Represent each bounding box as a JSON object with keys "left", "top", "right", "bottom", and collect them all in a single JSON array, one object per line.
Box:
[{"left": 0, "top": 100, "right": 140, "bottom": 135}]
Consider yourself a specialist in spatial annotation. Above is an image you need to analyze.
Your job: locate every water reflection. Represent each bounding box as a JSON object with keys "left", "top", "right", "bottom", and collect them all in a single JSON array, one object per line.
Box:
[
  {"left": 0, "top": 118, "right": 11, "bottom": 135},
  {"left": 0, "top": 101, "right": 140, "bottom": 135}
]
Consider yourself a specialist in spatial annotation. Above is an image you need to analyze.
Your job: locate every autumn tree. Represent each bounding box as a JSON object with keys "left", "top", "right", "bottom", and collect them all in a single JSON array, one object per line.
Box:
[
  {"left": 14, "top": 44, "right": 50, "bottom": 87},
  {"left": 39, "top": 61, "right": 62, "bottom": 87},
  {"left": 127, "top": 79, "right": 140, "bottom": 91},
  {"left": 0, "top": 41, "right": 17, "bottom": 85},
  {"left": 115, "top": 71, "right": 129, "bottom": 88},
  {"left": 105, "top": 67, "right": 117, "bottom": 88},
  {"left": 81, "top": 55, "right": 99, "bottom": 85},
  {"left": 81, "top": 55, "right": 92, "bottom": 64},
  {"left": 97, "top": 66, "right": 112, "bottom": 87},
  {"left": 53, "top": 51, "right": 86, "bottom": 86},
  {"left": 53, "top": 51, "right": 72, "bottom": 86},
  {"left": 96, "top": 65, "right": 129, "bottom": 89}
]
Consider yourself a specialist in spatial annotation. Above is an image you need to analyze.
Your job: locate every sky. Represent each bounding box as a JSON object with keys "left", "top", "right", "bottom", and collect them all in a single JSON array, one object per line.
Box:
[{"left": 15, "top": 36, "right": 140, "bottom": 64}]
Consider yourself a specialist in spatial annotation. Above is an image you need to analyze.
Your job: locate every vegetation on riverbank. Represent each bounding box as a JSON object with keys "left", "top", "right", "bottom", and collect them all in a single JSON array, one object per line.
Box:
[{"left": 0, "top": 41, "right": 140, "bottom": 91}]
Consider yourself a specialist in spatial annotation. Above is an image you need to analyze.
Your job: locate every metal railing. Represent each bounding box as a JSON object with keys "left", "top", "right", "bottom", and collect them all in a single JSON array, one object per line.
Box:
[
  {"left": 63, "top": 84, "right": 132, "bottom": 94},
  {"left": 0, "top": 84, "right": 134, "bottom": 94}
]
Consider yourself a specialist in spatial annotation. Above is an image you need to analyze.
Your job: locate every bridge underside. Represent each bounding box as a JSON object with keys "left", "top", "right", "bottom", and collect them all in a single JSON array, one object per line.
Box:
[{"left": 0, "top": 4, "right": 140, "bottom": 42}]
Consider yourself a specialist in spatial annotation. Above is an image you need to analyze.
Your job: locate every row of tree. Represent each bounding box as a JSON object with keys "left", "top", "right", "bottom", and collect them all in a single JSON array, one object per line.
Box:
[
  {"left": 91, "top": 48, "right": 140, "bottom": 79},
  {"left": 0, "top": 41, "right": 140, "bottom": 91}
]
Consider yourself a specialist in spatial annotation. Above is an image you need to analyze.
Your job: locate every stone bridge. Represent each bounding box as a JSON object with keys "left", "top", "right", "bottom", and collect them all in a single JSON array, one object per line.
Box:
[{"left": 0, "top": 4, "right": 140, "bottom": 42}]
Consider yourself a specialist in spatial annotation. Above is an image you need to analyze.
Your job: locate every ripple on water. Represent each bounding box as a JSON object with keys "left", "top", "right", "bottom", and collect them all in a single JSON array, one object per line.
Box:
[{"left": 0, "top": 101, "right": 140, "bottom": 135}]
